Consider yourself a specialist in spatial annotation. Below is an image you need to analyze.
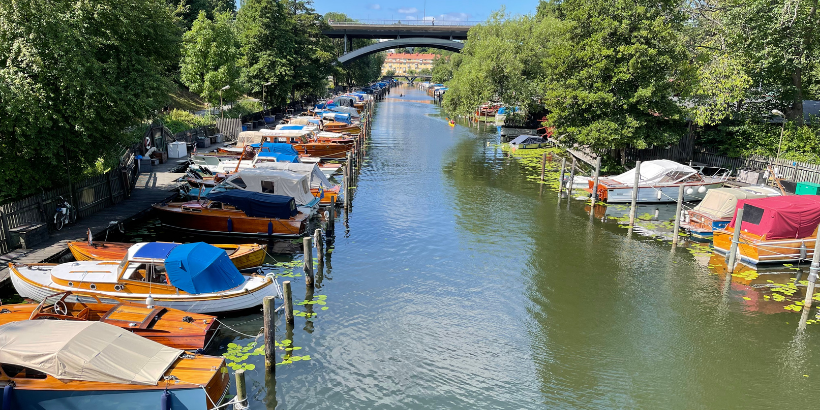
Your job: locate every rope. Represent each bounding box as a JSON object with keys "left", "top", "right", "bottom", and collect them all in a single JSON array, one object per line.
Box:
[{"left": 214, "top": 318, "right": 262, "bottom": 340}]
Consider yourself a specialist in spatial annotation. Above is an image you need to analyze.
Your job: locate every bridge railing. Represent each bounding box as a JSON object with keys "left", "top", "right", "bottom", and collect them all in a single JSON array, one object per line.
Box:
[{"left": 328, "top": 19, "right": 479, "bottom": 27}]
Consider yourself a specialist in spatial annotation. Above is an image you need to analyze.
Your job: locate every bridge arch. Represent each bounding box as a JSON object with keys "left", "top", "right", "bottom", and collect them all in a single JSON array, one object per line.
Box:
[{"left": 337, "top": 38, "right": 463, "bottom": 64}]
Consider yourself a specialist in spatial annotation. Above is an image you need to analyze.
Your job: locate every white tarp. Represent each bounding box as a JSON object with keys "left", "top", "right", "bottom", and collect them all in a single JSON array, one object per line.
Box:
[
  {"left": 330, "top": 106, "right": 361, "bottom": 117},
  {"left": 316, "top": 131, "right": 348, "bottom": 139},
  {"left": 232, "top": 169, "right": 315, "bottom": 205},
  {"left": 692, "top": 188, "right": 765, "bottom": 218},
  {"left": 254, "top": 162, "right": 335, "bottom": 189},
  {"left": 259, "top": 129, "right": 314, "bottom": 138},
  {"left": 236, "top": 131, "right": 265, "bottom": 147},
  {"left": 276, "top": 123, "right": 319, "bottom": 131},
  {"left": 611, "top": 160, "right": 698, "bottom": 185},
  {"left": 0, "top": 321, "right": 181, "bottom": 385}
]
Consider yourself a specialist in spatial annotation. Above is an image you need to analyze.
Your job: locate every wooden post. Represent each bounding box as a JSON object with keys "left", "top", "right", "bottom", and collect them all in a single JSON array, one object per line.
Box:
[
  {"left": 591, "top": 156, "right": 601, "bottom": 201},
  {"left": 672, "top": 185, "right": 685, "bottom": 246},
  {"left": 303, "top": 236, "right": 314, "bottom": 287},
  {"left": 0, "top": 207, "right": 11, "bottom": 252},
  {"left": 567, "top": 157, "right": 577, "bottom": 197},
  {"left": 799, "top": 224, "right": 820, "bottom": 330},
  {"left": 628, "top": 161, "right": 641, "bottom": 226},
  {"left": 328, "top": 197, "right": 335, "bottom": 234},
  {"left": 283, "top": 281, "right": 294, "bottom": 324},
  {"left": 263, "top": 296, "right": 276, "bottom": 370},
  {"left": 557, "top": 158, "right": 566, "bottom": 198},
  {"left": 540, "top": 153, "right": 547, "bottom": 182},
  {"left": 726, "top": 208, "right": 744, "bottom": 270},
  {"left": 314, "top": 228, "right": 323, "bottom": 256},
  {"left": 235, "top": 369, "right": 248, "bottom": 409}
]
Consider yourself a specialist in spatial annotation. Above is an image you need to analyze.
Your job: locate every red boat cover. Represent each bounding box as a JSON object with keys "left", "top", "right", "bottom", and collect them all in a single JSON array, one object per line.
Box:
[{"left": 728, "top": 195, "right": 820, "bottom": 239}]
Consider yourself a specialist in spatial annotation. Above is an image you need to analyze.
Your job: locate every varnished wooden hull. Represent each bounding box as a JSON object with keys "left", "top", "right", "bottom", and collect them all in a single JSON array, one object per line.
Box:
[
  {"left": 292, "top": 143, "right": 351, "bottom": 159},
  {"left": 680, "top": 210, "right": 731, "bottom": 240},
  {"left": 153, "top": 203, "right": 307, "bottom": 238},
  {"left": 713, "top": 229, "right": 818, "bottom": 264},
  {"left": 68, "top": 242, "right": 267, "bottom": 270}
]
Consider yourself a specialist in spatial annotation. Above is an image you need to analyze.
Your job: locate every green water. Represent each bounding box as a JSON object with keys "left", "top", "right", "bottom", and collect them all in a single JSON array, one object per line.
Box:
[{"left": 115, "top": 85, "right": 820, "bottom": 408}]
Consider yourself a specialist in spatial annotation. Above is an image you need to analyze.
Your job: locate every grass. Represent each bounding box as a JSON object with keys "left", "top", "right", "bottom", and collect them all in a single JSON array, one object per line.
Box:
[{"left": 167, "top": 85, "right": 208, "bottom": 112}]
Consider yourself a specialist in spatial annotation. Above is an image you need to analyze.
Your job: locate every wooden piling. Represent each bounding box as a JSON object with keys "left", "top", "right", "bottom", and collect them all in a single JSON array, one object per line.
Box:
[
  {"left": 303, "top": 236, "right": 314, "bottom": 287},
  {"left": 557, "top": 158, "right": 566, "bottom": 198},
  {"left": 328, "top": 197, "right": 335, "bottom": 234},
  {"left": 726, "top": 208, "right": 744, "bottom": 270},
  {"left": 672, "top": 185, "right": 684, "bottom": 246},
  {"left": 540, "top": 153, "right": 547, "bottom": 182},
  {"left": 315, "top": 228, "right": 324, "bottom": 256},
  {"left": 567, "top": 157, "right": 577, "bottom": 197},
  {"left": 235, "top": 369, "right": 248, "bottom": 408},
  {"left": 591, "top": 157, "right": 601, "bottom": 201},
  {"left": 628, "top": 161, "right": 641, "bottom": 226},
  {"left": 263, "top": 296, "right": 276, "bottom": 370},
  {"left": 283, "top": 281, "right": 294, "bottom": 324},
  {"left": 799, "top": 224, "right": 820, "bottom": 330}
]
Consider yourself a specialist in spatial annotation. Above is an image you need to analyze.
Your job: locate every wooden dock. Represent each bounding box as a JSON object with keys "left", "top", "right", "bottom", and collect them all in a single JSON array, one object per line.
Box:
[{"left": 0, "top": 160, "right": 188, "bottom": 285}]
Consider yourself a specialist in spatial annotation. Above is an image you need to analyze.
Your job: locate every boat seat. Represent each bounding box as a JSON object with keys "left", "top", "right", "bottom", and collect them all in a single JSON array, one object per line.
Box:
[{"left": 75, "top": 307, "right": 90, "bottom": 320}]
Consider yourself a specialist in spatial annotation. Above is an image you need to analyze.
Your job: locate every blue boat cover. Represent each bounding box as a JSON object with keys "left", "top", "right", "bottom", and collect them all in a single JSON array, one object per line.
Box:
[
  {"left": 257, "top": 151, "right": 299, "bottom": 163},
  {"left": 134, "top": 242, "right": 179, "bottom": 259},
  {"left": 279, "top": 125, "right": 304, "bottom": 130},
  {"left": 206, "top": 190, "right": 298, "bottom": 219},
  {"left": 251, "top": 142, "right": 300, "bottom": 156},
  {"left": 165, "top": 242, "right": 244, "bottom": 294}
]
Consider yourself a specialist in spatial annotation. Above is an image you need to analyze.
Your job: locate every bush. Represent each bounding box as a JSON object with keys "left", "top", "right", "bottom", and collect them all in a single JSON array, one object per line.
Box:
[
  {"left": 160, "top": 109, "right": 214, "bottom": 133},
  {"left": 223, "top": 100, "right": 263, "bottom": 119}
]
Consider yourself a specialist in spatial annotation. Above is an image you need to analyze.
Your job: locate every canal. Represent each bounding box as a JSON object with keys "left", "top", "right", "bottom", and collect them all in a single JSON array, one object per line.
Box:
[{"left": 116, "top": 85, "right": 820, "bottom": 408}]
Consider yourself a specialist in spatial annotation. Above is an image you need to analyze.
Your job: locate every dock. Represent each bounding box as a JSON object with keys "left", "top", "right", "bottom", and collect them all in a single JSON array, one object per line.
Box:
[{"left": 0, "top": 159, "right": 188, "bottom": 285}]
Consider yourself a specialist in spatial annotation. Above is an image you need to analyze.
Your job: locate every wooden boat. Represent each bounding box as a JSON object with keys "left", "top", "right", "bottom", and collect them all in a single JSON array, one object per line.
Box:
[
  {"left": 69, "top": 241, "right": 267, "bottom": 271},
  {"left": 10, "top": 241, "right": 279, "bottom": 313},
  {"left": 509, "top": 135, "right": 547, "bottom": 150},
  {"left": 254, "top": 162, "right": 342, "bottom": 206},
  {"left": 154, "top": 193, "right": 308, "bottom": 238},
  {"left": 0, "top": 291, "right": 218, "bottom": 349},
  {"left": 323, "top": 121, "right": 361, "bottom": 134},
  {"left": 0, "top": 320, "right": 229, "bottom": 410},
  {"left": 260, "top": 129, "right": 352, "bottom": 159},
  {"left": 315, "top": 131, "right": 355, "bottom": 145},
  {"left": 681, "top": 187, "right": 780, "bottom": 240},
  {"left": 474, "top": 103, "right": 501, "bottom": 122},
  {"left": 713, "top": 195, "right": 820, "bottom": 264},
  {"left": 586, "top": 160, "right": 728, "bottom": 203}
]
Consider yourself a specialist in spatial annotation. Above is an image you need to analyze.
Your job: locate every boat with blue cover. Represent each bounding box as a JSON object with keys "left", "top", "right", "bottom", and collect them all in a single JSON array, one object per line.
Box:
[{"left": 9, "top": 241, "right": 280, "bottom": 313}]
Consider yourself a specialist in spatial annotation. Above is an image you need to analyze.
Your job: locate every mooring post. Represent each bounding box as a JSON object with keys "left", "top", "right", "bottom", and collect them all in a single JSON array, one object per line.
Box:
[
  {"left": 328, "top": 197, "right": 336, "bottom": 234},
  {"left": 799, "top": 223, "right": 820, "bottom": 330},
  {"left": 672, "top": 185, "right": 685, "bottom": 246},
  {"left": 303, "top": 236, "right": 314, "bottom": 288},
  {"left": 263, "top": 296, "right": 276, "bottom": 370},
  {"left": 283, "top": 281, "right": 294, "bottom": 324},
  {"left": 726, "top": 208, "right": 744, "bottom": 271},
  {"left": 567, "top": 157, "right": 577, "bottom": 197},
  {"left": 314, "top": 228, "right": 324, "bottom": 256},
  {"left": 557, "top": 158, "right": 566, "bottom": 198},
  {"left": 540, "top": 153, "right": 547, "bottom": 182},
  {"left": 234, "top": 369, "right": 248, "bottom": 410},
  {"left": 628, "top": 161, "right": 641, "bottom": 226},
  {"left": 591, "top": 156, "right": 601, "bottom": 202}
]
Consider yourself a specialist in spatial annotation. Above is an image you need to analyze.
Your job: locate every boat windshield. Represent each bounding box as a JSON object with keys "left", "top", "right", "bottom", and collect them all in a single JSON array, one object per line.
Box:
[
  {"left": 122, "top": 262, "right": 169, "bottom": 284},
  {"left": 658, "top": 171, "right": 702, "bottom": 184}
]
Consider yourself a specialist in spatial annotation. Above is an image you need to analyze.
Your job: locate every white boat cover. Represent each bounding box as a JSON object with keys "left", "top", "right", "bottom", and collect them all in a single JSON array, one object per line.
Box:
[
  {"left": 237, "top": 131, "right": 265, "bottom": 147},
  {"left": 692, "top": 188, "right": 766, "bottom": 218},
  {"left": 316, "top": 131, "right": 348, "bottom": 139},
  {"left": 275, "top": 123, "right": 319, "bottom": 131},
  {"left": 232, "top": 169, "right": 315, "bottom": 205},
  {"left": 288, "top": 117, "right": 318, "bottom": 126},
  {"left": 259, "top": 129, "right": 314, "bottom": 138},
  {"left": 611, "top": 160, "right": 698, "bottom": 185},
  {"left": 0, "top": 321, "right": 181, "bottom": 385},
  {"left": 254, "top": 162, "right": 335, "bottom": 189},
  {"left": 330, "top": 106, "right": 361, "bottom": 117}
]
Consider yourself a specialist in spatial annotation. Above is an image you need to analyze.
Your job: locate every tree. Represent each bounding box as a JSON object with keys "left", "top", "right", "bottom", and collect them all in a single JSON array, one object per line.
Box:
[
  {"left": 431, "top": 54, "right": 460, "bottom": 83},
  {"left": 385, "top": 69, "right": 396, "bottom": 77},
  {"left": 236, "top": 0, "right": 294, "bottom": 106},
  {"left": 0, "top": 0, "right": 181, "bottom": 201},
  {"left": 325, "top": 12, "right": 385, "bottom": 88},
  {"left": 286, "top": 1, "right": 335, "bottom": 102},
  {"left": 539, "top": 0, "right": 690, "bottom": 160},
  {"left": 175, "top": 0, "right": 235, "bottom": 28},
  {"left": 180, "top": 11, "right": 242, "bottom": 106}
]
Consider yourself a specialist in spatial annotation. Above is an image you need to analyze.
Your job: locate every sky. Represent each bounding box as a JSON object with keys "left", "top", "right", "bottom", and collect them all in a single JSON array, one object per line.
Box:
[{"left": 306, "top": 0, "right": 541, "bottom": 23}]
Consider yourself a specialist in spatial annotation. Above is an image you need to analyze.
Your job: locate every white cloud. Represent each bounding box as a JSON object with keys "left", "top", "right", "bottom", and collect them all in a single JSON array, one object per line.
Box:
[
  {"left": 398, "top": 7, "right": 418, "bottom": 14},
  {"left": 404, "top": 15, "right": 417, "bottom": 20},
  {"left": 436, "top": 12, "right": 471, "bottom": 21},
  {"left": 367, "top": 3, "right": 380, "bottom": 10}
]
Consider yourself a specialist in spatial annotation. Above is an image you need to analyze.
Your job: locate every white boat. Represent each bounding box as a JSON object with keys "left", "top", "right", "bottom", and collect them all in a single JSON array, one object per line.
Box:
[
  {"left": 9, "top": 242, "right": 278, "bottom": 314},
  {"left": 209, "top": 168, "right": 320, "bottom": 216},
  {"left": 588, "top": 160, "right": 729, "bottom": 203}
]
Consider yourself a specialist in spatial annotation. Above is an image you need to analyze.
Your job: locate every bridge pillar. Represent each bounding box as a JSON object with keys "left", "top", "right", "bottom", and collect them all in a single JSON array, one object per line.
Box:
[{"left": 344, "top": 33, "right": 348, "bottom": 53}]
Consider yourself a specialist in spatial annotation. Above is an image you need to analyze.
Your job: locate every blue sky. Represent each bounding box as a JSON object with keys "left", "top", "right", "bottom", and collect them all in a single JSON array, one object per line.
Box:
[{"left": 306, "top": 0, "right": 541, "bottom": 22}]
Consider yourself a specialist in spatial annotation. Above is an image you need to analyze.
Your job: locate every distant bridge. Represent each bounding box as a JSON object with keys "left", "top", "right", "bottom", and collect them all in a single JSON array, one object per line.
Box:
[
  {"left": 382, "top": 74, "right": 432, "bottom": 83},
  {"left": 324, "top": 20, "right": 473, "bottom": 64}
]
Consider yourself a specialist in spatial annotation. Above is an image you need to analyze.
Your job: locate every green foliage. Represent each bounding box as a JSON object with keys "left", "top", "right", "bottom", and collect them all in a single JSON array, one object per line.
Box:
[
  {"left": 325, "top": 12, "right": 385, "bottom": 87},
  {"left": 160, "top": 109, "right": 214, "bottom": 133},
  {"left": 180, "top": 10, "right": 242, "bottom": 105},
  {"left": 237, "top": 0, "right": 295, "bottom": 106},
  {"left": 0, "top": 0, "right": 181, "bottom": 201},
  {"left": 223, "top": 100, "right": 262, "bottom": 118},
  {"left": 176, "top": 0, "right": 235, "bottom": 29},
  {"left": 431, "top": 54, "right": 461, "bottom": 84}
]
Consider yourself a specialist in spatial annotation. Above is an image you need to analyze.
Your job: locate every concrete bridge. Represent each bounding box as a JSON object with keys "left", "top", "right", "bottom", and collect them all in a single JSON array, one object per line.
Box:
[
  {"left": 382, "top": 74, "right": 432, "bottom": 84},
  {"left": 323, "top": 20, "right": 474, "bottom": 64}
]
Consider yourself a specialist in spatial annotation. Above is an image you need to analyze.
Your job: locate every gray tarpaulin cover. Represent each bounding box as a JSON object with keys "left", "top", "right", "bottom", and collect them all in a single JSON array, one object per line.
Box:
[
  {"left": 693, "top": 188, "right": 765, "bottom": 218},
  {"left": 254, "top": 162, "right": 335, "bottom": 189},
  {"left": 0, "top": 321, "right": 181, "bottom": 385}
]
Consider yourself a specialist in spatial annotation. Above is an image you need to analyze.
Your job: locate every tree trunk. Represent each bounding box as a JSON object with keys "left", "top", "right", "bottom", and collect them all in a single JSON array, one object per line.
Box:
[{"left": 792, "top": 67, "right": 805, "bottom": 126}]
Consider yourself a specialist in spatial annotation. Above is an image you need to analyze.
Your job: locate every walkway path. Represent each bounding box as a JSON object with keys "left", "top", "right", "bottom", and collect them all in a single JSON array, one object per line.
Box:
[{"left": 0, "top": 158, "right": 190, "bottom": 285}]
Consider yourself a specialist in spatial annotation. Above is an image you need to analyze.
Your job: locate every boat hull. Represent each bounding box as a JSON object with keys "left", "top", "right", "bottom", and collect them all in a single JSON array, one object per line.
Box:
[
  {"left": 591, "top": 182, "right": 724, "bottom": 203},
  {"left": 153, "top": 203, "right": 307, "bottom": 238},
  {"left": 713, "top": 230, "right": 818, "bottom": 264},
  {"left": 8, "top": 382, "right": 215, "bottom": 410}
]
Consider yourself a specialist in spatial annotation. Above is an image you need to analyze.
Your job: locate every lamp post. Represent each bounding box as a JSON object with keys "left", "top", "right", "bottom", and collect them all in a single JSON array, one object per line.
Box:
[
  {"left": 772, "top": 109, "right": 786, "bottom": 161},
  {"left": 263, "top": 82, "right": 272, "bottom": 113},
  {"left": 220, "top": 85, "right": 230, "bottom": 119}
]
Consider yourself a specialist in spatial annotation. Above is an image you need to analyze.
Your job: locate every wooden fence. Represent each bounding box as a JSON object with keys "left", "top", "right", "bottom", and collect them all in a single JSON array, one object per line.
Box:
[{"left": 0, "top": 150, "right": 138, "bottom": 255}]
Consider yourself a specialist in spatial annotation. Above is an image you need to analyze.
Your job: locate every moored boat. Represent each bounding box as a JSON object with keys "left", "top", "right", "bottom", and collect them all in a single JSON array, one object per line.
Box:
[
  {"left": 0, "top": 320, "right": 229, "bottom": 409},
  {"left": 255, "top": 162, "right": 342, "bottom": 206},
  {"left": 681, "top": 187, "right": 780, "bottom": 240},
  {"left": 713, "top": 195, "right": 820, "bottom": 264},
  {"left": 10, "top": 241, "right": 279, "bottom": 313},
  {"left": 509, "top": 135, "right": 547, "bottom": 150},
  {"left": 586, "top": 160, "right": 728, "bottom": 203},
  {"left": 0, "top": 291, "right": 218, "bottom": 349},
  {"left": 69, "top": 241, "right": 266, "bottom": 271}
]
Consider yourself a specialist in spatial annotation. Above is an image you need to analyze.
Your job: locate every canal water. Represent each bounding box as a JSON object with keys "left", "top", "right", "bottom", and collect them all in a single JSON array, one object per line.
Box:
[{"left": 113, "top": 85, "right": 820, "bottom": 408}]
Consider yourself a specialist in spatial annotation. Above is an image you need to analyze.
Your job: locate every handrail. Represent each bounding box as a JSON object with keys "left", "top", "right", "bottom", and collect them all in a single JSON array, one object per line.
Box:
[{"left": 327, "top": 19, "right": 479, "bottom": 27}]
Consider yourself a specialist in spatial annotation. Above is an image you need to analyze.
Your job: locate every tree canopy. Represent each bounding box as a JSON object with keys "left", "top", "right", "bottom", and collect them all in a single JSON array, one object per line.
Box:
[{"left": 180, "top": 10, "right": 242, "bottom": 105}]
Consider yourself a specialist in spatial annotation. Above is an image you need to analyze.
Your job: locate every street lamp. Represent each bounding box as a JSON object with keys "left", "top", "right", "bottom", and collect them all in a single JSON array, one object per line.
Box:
[
  {"left": 772, "top": 109, "right": 786, "bottom": 161},
  {"left": 263, "top": 82, "right": 272, "bottom": 113},
  {"left": 220, "top": 85, "right": 230, "bottom": 119}
]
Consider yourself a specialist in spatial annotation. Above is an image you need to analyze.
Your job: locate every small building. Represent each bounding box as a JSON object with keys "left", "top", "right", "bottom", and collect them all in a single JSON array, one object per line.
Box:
[{"left": 382, "top": 53, "right": 437, "bottom": 75}]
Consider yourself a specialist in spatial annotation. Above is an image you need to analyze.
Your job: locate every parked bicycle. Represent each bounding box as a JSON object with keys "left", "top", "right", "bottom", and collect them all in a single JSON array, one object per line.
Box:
[{"left": 53, "top": 196, "right": 76, "bottom": 231}]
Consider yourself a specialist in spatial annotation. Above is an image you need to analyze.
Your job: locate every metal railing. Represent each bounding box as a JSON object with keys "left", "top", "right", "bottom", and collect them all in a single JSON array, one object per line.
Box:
[{"left": 327, "top": 19, "right": 479, "bottom": 27}]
